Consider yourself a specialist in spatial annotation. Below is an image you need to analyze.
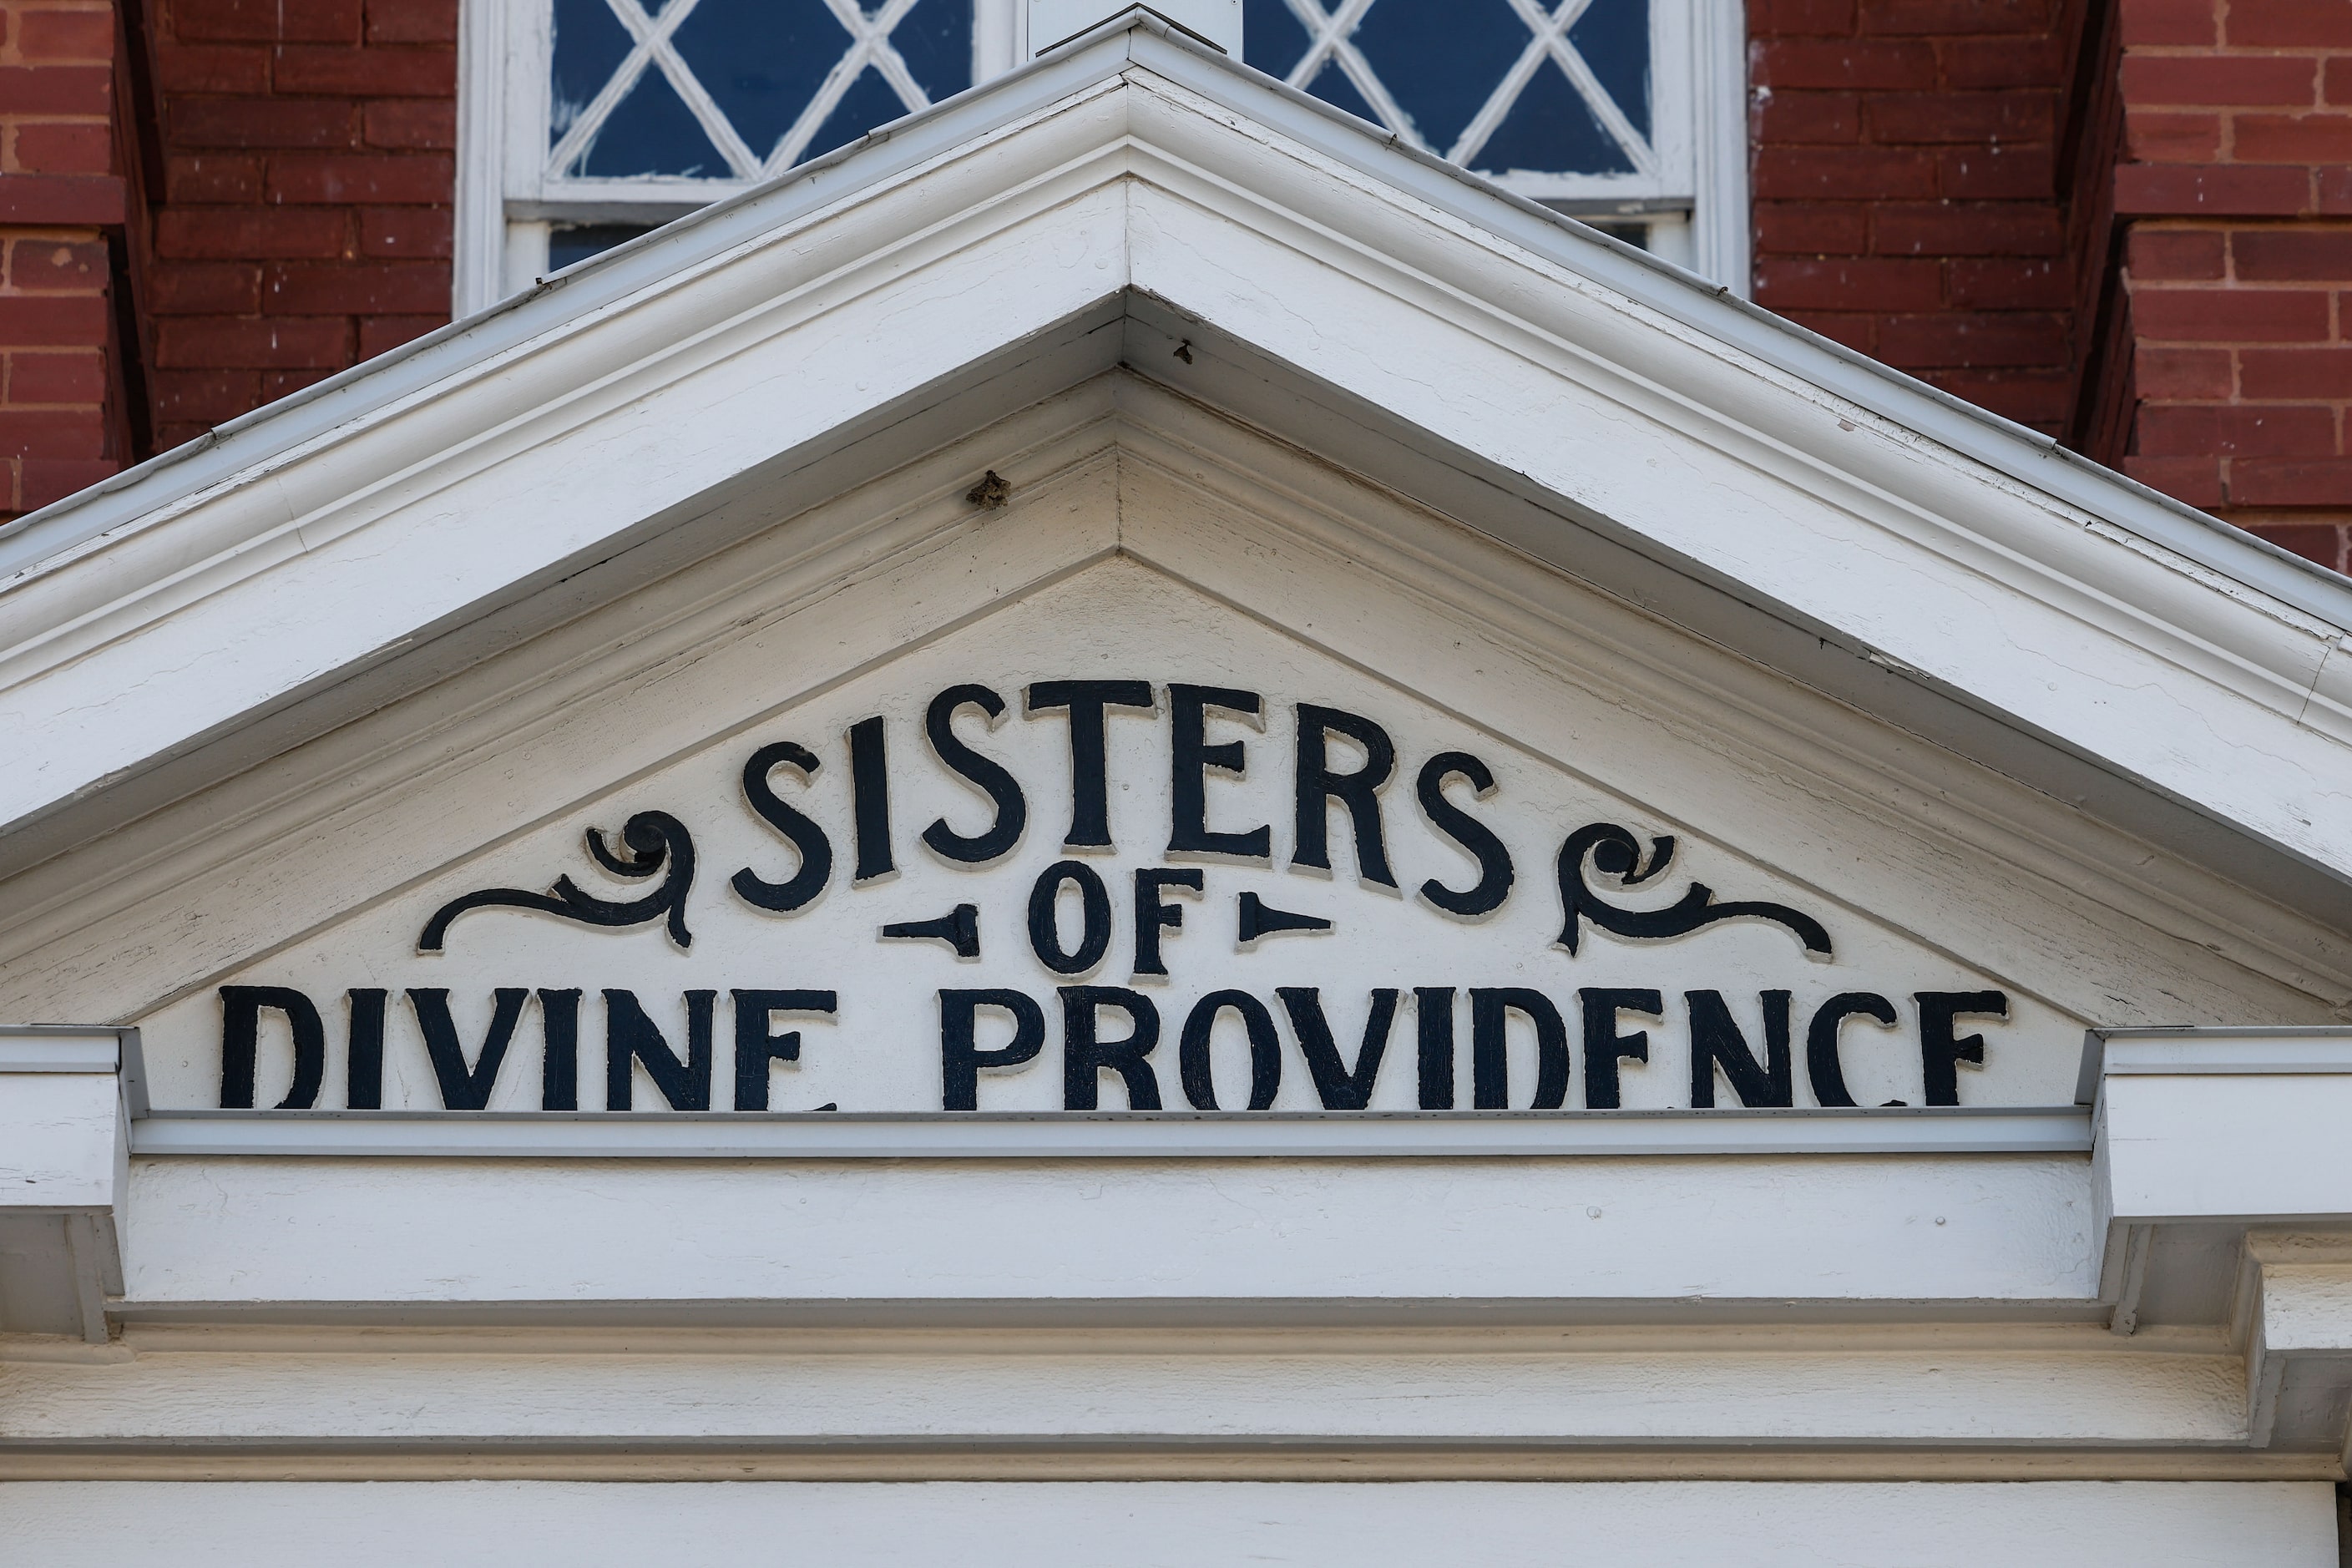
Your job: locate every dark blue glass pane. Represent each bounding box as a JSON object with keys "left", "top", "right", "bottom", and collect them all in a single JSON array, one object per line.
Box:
[
  {"left": 576, "top": 67, "right": 726, "bottom": 176},
  {"left": 1242, "top": 0, "right": 1311, "bottom": 78},
  {"left": 799, "top": 64, "right": 913, "bottom": 162},
  {"left": 1302, "top": 57, "right": 1382, "bottom": 127},
  {"left": 1351, "top": 0, "right": 1526, "bottom": 155},
  {"left": 892, "top": 0, "right": 974, "bottom": 104},
  {"left": 550, "top": 0, "right": 635, "bottom": 148},
  {"left": 1569, "top": 0, "right": 1650, "bottom": 139},
  {"left": 549, "top": 222, "right": 657, "bottom": 270},
  {"left": 670, "top": 0, "right": 847, "bottom": 162},
  {"left": 1473, "top": 55, "right": 1631, "bottom": 175}
]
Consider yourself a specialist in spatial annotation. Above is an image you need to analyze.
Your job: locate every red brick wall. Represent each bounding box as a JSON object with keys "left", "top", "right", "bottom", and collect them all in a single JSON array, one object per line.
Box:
[
  {"left": 1749, "top": 0, "right": 2092, "bottom": 438},
  {"left": 0, "top": 0, "right": 128, "bottom": 517},
  {"left": 143, "top": 0, "right": 455, "bottom": 451},
  {"left": 2107, "top": 0, "right": 2352, "bottom": 569}
]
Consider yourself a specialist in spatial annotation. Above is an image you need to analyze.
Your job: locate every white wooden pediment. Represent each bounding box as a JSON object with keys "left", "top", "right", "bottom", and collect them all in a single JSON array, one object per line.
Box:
[
  {"left": 3, "top": 19, "right": 2348, "bottom": 1068},
  {"left": 57, "top": 396, "right": 2340, "bottom": 1125}
]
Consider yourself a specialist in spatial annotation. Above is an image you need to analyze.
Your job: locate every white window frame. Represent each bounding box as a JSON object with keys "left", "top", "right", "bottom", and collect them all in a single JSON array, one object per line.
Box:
[{"left": 453, "top": 0, "right": 1747, "bottom": 318}]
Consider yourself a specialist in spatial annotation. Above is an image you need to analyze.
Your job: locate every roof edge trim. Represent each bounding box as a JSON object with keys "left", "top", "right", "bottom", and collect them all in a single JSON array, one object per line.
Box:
[{"left": 3, "top": 10, "right": 2346, "bottom": 630}]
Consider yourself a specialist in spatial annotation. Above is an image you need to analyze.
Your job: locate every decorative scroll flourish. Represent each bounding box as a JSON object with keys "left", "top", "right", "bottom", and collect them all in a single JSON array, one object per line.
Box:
[
  {"left": 1237, "top": 891, "right": 1333, "bottom": 947},
  {"left": 418, "top": 811, "right": 696, "bottom": 953},
  {"left": 1555, "top": 822, "right": 1833, "bottom": 959},
  {"left": 883, "top": 904, "right": 981, "bottom": 959}
]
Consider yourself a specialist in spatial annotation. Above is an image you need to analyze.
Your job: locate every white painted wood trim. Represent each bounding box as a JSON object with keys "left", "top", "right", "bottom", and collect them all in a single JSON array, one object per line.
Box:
[
  {"left": 0, "top": 1037, "right": 117, "bottom": 1073},
  {"left": 453, "top": 0, "right": 510, "bottom": 319},
  {"left": 0, "top": 1338, "right": 2253, "bottom": 1446},
  {"left": 2107, "top": 1039, "right": 2352, "bottom": 1075},
  {"left": 2076, "top": 1028, "right": 2352, "bottom": 1101},
  {"left": 126, "top": 1107, "right": 2093, "bottom": 1158},
  {"left": 0, "top": 1480, "right": 2334, "bottom": 1567},
  {"left": 115, "top": 1150, "right": 2102, "bottom": 1307},
  {"left": 978, "top": 0, "right": 1024, "bottom": 78},
  {"left": 0, "top": 1025, "right": 142, "bottom": 1113},
  {"left": 1688, "top": 0, "right": 1748, "bottom": 293}
]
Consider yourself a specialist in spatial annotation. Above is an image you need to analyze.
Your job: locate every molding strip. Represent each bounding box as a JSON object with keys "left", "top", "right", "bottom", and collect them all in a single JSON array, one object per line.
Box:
[
  {"left": 128, "top": 1105, "right": 2092, "bottom": 1158},
  {"left": 0, "top": 1435, "right": 2325, "bottom": 1484}
]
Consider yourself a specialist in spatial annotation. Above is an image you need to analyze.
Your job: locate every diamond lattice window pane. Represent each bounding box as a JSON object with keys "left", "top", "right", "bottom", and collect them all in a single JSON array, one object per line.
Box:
[
  {"left": 579, "top": 56, "right": 731, "bottom": 177},
  {"left": 801, "top": 62, "right": 918, "bottom": 159},
  {"left": 669, "top": 0, "right": 847, "bottom": 161},
  {"left": 1567, "top": 0, "right": 1649, "bottom": 141},
  {"left": 549, "top": 0, "right": 974, "bottom": 181},
  {"left": 1477, "top": 50, "right": 1631, "bottom": 175},
  {"left": 1351, "top": 0, "right": 1530, "bottom": 157},
  {"left": 1241, "top": 0, "right": 1654, "bottom": 180},
  {"left": 886, "top": 0, "right": 972, "bottom": 102},
  {"left": 550, "top": 0, "right": 638, "bottom": 146}
]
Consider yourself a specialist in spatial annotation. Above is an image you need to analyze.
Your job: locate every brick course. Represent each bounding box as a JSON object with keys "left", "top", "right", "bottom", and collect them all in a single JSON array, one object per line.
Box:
[
  {"left": 1748, "top": 0, "right": 2091, "bottom": 436},
  {"left": 140, "top": 0, "right": 455, "bottom": 451},
  {"left": 2111, "top": 0, "right": 2352, "bottom": 569},
  {"left": 0, "top": 0, "right": 127, "bottom": 516},
  {"left": 1755, "top": 0, "right": 2352, "bottom": 574}
]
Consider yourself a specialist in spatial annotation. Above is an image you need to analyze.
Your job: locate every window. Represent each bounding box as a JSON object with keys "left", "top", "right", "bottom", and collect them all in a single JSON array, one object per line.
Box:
[
  {"left": 454, "top": 0, "right": 1746, "bottom": 316},
  {"left": 1242, "top": 0, "right": 1744, "bottom": 278}
]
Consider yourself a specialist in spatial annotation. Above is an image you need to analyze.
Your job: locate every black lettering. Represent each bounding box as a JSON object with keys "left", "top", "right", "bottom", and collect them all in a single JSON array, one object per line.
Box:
[
  {"left": 1179, "top": 989, "right": 1281, "bottom": 1110},
  {"left": 604, "top": 989, "right": 715, "bottom": 1110},
  {"left": 539, "top": 988, "right": 581, "bottom": 1110},
  {"left": 1132, "top": 867, "right": 1203, "bottom": 977},
  {"left": 1292, "top": 704, "right": 1397, "bottom": 888},
  {"left": 847, "top": 715, "right": 894, "bottom": 882},
  {"left": 408, "top": 988, "right": 527, "bottom": 1111},
  {"left": 1166, "top": 685, "right": 1271, "bottom": 860},
  {"left": 939, "top": 989, "right": 1047, "bottom": 1110},
  {"left": 1415, "top": 751, "right": 1513, "bottom": 918},
  {"left": 346, "top": 988, "right": 387, "bottom": 1110},
  {"left": 1026, "top": 679, "right": 1154, "bottom": 848},
  {"left": 1471, "top": 988, "right": 1570, "bottom": 1110},
  {"left": 1689, "top": 989, "right": 1793, "bottom": 1108},
  {"left": 1061, "top": 986, "right": 1162, "bottom": 1109},
  {"left": 921, "top": 685, "right": 1027, "bottom": 864},
  {"left": 219, "top": 985, "right": 325, "bottom": 1110},
  {"left": 1579, "top": 987, "right": 1662, "bottom": 1110},
  {"left": 732, "top": 989, "right": 837, "bottom": 1110},
  {"left": 731, "top": 741, "right": 832, "bottom": 913},
  {"left": 1917, "top": 990, "right": 2006, "bottom": 1107},
  {"left": 1029, "top": 858, "right": 1113, "bottom": 975},
  {"left": 1807, "top": 992, "right": 1899, "bottom": 1108},
  {"left": 1277, "top": 986, "right": 1399, "bottom": 1110},
  {"left": 1414, "top": 985, "right": 1455, "bottom": 1109}
]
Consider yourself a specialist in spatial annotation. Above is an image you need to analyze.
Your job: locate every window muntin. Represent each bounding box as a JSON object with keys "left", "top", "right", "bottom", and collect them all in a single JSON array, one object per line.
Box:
[
  {"left": 1242, "top": 0, "right": 1658, "bottom": 190},
  {"left": 458, "top": 0, "right": 1744, "bottom": 311},
  {"left": 545, "top": 0, "right": 974, "bottom": 181}
]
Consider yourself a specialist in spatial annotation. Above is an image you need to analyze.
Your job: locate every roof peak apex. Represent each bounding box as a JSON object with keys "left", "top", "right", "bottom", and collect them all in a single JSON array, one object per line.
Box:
[{"left": 1033, "top": 3, "right": 1240, "bottom": 60}]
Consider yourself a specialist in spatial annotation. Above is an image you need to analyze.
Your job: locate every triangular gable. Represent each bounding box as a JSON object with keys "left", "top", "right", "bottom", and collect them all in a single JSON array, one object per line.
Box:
[
  {"left": 2, "top": 14, "right": 2347, "bottom": 1050},
  {"left": 9, "top": 387, "right": 2342, "bottom": 1125}
]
